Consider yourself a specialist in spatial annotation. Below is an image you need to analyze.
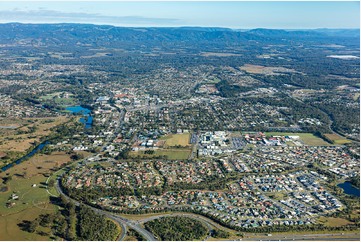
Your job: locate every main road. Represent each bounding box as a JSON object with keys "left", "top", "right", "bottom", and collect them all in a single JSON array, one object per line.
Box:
[{"left": 55, "top": 178, "right": 157, "bottom": 241}]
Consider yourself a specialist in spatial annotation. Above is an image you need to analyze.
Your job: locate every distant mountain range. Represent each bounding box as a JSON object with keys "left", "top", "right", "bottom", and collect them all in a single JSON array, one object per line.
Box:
[{"left": 0, "top": 23, "right": 359, "bottom": 47}]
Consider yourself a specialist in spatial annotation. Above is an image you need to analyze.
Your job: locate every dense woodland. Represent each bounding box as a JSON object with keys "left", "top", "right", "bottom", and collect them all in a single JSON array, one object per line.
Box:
[
  {"left": 144, "top": 216, "right": 208, "bottom": 241},
  {"left": 18, "top": 195, "right": 120, "bottom": 241}
]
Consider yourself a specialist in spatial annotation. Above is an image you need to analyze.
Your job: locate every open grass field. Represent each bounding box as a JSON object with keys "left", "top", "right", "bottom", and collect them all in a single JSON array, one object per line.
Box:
[
  {"left": 130, "top": 149, "right": 191, "bottom": 160},
  {"left": 0, "top": 116, "right": 69, "bottom": 153},
  {"left": 265, "top": 132, "right": 332, "bottom": 146},
  {"left": 40, "top": 92, "right": 76, "bottom": 106},
  {"left": 317, "top": 216, "right": 354, "bottom": 227},
  {"left": 353, "top": 92, "right": 360, "bottom": 101},
  {"left": 239, "top": 64, "right": 298, "bottom": 75},
  {"left": 200, "top": 52, "right": 241, "bottom": 57},
  {"left": 159, "top": 133, "right": 191, "bottom": 147},
  {"left": 0, "top": 152, "right": 73, "bottom": 240},
  {"left": 0, "top": 205, "right": 55, "bottom": 241},
  {"left": 323, "top": 133, "right": 352, "bottom": 145}
]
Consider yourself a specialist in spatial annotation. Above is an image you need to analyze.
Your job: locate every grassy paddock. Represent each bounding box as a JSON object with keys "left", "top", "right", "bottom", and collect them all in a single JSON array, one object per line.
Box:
[
  {"left": 130, "top": 149, "right": 191, "bottom": 160},
  {"left": 0, "top": 116, "right": 69, "bottom": 153},
  {"left": 317, "top": 216, "right": 354, "bottom": 227},
  {"left": 0, "top": 152, "right": 73, "bottom": 240},
  {"left": 265, "top": 132, "right": 332, "bottom": 146},
  {"left": 159, "top": 133, "right": 191, "bottom": 147},
  {"left": 323, "top": 133, "right": 352, "bottom": 145}
]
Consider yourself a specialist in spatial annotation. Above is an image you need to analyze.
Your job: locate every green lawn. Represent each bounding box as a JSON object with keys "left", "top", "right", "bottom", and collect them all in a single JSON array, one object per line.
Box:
[
  {"left": 323, "top": 133, "right": 352, "bottom": 145},
  {"left": 0, "top": 174, "right": 57, "bottom": 240},
  {"left": 159, "top": 133, "right": 191, "bottom": 147},
  {"left": 265, "top": 132, "right": 332, "bottom": 146},
  {"left": 40, "top": 93, "right": 76, "bottom": 106}
]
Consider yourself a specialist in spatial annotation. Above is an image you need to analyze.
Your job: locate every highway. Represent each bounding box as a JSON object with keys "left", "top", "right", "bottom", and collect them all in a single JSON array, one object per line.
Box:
[
  {"left": 245, "top": 232, "right": 360, "bottom": 241},
  {"left": 55, "top": 178, "right": 157, "bottom": 241}
]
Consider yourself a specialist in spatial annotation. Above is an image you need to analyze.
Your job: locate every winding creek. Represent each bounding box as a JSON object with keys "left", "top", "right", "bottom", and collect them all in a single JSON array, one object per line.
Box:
[
  {"left": 1, "top": 141, "right": 50, "bottom": 172},
  {"left": 1, "top": 106, "right": 93, "bottom": 172}
]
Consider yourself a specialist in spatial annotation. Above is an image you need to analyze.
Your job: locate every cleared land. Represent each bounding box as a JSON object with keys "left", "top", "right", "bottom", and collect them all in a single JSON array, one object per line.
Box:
[
  {"left": 353, "top": 93, "right": 360, "bottom": 101},
  {"left": 130, "top": 149, "right": 191, "bottom": 160},
  {"left": 0, "top": 116, "right": 69, "bottom": 153},
  {"left": 159, "top": 133, "right": 191, "bottom": 148},
  {"left": 323, "top": 133, "right": 352, "bottom": 145},
  {"left": 317, "top": 216, "right": 354, "bottom": 227},
  {"left": 0, "top": 152, "right": 72, "bottom": 240},
  {"left": 200, "top": 52, "right": 241, "bottom": 57},
  {"left": 239, "top": 64, "right": 299, "bottom": 75},
  {"left": 265, "top": 132, "right": 332, "bottom": 146}
]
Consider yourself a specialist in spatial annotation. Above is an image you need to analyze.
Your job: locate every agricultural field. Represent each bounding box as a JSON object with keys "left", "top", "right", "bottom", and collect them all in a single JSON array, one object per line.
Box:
[
  {"left": 323, "top": 133, "right": 352, "bottom": 145},
  {"left": 0, "top": 151, "right": 72, "bottom": 240},
  {"left": 159, "top": 133, "right": 191, "bottom": 147},
  {"left": 0, "top": 116, "right": 69, "bottom": 153},
  {"left": 239, "top": 64, "right": 299, "bottom": 75},
  {"left": 265, "top": 132, "right": 332, "bottom": 146},
  {"left": 130, "top": 149, "right": 191, "bottom": 160}
]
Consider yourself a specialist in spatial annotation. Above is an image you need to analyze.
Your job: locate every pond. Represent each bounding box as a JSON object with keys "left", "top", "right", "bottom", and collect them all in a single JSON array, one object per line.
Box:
[
  {"left": 66, "top": 106, "right": 92, "bottom": 128},
  {"left": 338, "top": 181, "right": 360, "bottom": 197},
  {"left": 65, "top": 106, "right": 91, "bottom": 115}
]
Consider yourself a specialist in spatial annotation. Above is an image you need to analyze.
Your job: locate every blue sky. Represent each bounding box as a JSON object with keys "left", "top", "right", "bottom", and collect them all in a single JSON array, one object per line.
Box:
[{"left": 0, "top": 1, "right": 359, "bottom": 29}]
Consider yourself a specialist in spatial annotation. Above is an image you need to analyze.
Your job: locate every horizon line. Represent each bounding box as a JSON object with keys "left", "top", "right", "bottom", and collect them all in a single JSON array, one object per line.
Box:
[{"left": 0, "top": 22, "right": 360, "bottom": 30}]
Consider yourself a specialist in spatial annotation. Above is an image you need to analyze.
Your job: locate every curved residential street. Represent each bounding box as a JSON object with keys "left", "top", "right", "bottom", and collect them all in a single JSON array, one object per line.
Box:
[{"left": 55, "top": 178, "right": 157, "bottom": 241}]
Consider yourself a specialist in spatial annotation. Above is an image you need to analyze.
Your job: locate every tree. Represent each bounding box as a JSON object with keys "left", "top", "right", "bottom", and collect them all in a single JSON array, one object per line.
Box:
[{"left": 48, "top": 179, "right": 55, "bottom": 188}]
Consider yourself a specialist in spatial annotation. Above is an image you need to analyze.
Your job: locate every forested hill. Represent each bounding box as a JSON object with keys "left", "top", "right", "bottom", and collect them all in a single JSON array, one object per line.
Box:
[{"left": 0, "top": 23, "right": 359, "bottom": 48}]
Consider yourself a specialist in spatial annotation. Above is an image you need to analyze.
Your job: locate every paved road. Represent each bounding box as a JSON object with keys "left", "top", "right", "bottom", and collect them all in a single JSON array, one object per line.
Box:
[
  {"left": 245, "top": 232, "right": 360, "bottom": 241},
  {"left": 55, "top": 178, "right": 157, "bottom": 241}
]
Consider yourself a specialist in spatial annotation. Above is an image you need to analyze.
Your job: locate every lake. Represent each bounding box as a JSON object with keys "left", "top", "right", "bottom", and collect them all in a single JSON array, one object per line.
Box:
[
  {"left": 66, "top": 106, "right": 92, "bottom": 128},
  {"left": 65, "top": 106, "right": 91, "bottom": 115},
  {"left": 338, "top": 181, "right": 360, "bottom": 197}
]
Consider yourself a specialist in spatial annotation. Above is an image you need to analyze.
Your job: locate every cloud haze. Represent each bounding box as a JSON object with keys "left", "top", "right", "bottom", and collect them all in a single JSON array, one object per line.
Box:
[{"left": 0, "top": 9, "right": 180, "bottom": 26}]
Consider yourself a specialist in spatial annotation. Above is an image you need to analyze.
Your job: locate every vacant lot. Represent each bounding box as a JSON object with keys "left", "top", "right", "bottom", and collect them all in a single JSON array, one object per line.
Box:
[
  {"left": 318, "top": 216, "right": 354, "bottom": 227},
  {"left": 130, "top": 149, "right": 191, "bottom": 160},
  {"left": 266, "top": 132, "right": 332, "bottom": 146},
  {"left": 323, "top": 133, "right": 352, "bottom": 145},
  {"left": 159, "top": 133, "right": 191, "bottom": 148}
]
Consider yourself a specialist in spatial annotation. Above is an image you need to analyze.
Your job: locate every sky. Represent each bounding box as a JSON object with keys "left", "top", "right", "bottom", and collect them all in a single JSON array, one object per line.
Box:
[{"left": 0, "top": 1, "right": 359, "bottom": 29}]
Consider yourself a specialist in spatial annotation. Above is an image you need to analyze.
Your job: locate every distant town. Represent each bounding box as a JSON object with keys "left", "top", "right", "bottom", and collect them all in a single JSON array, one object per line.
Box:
[{"left": 0, "top": 24, "right": 359, "bottom": 241}]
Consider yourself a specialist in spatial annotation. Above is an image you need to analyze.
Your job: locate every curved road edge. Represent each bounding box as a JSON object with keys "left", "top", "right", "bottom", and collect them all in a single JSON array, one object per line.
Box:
[{"left": 55, "top": 177, "right": 157, "bottom": 241}]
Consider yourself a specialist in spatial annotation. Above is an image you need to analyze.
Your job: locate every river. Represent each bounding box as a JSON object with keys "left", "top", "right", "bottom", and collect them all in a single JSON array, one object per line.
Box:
[{"left": 1, "top": 141, "right": 49, "bottom": 172}]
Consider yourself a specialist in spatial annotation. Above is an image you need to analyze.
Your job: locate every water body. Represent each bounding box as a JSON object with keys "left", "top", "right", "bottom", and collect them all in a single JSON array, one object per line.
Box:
[
  {"left": 66, "top": 106, "right": 92, "bottom": 128},
  {"left": 65, "top": 106, "right": 91, "bottom": 115},
  {"left": 338, "top": 182, "right": 360, "bottom": 197},
  {"left": 1, "top": 141, "right": 49, "bottom": 172},
  {"left": 79, "top": 116, "right": 93, "bottom": 129}
]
